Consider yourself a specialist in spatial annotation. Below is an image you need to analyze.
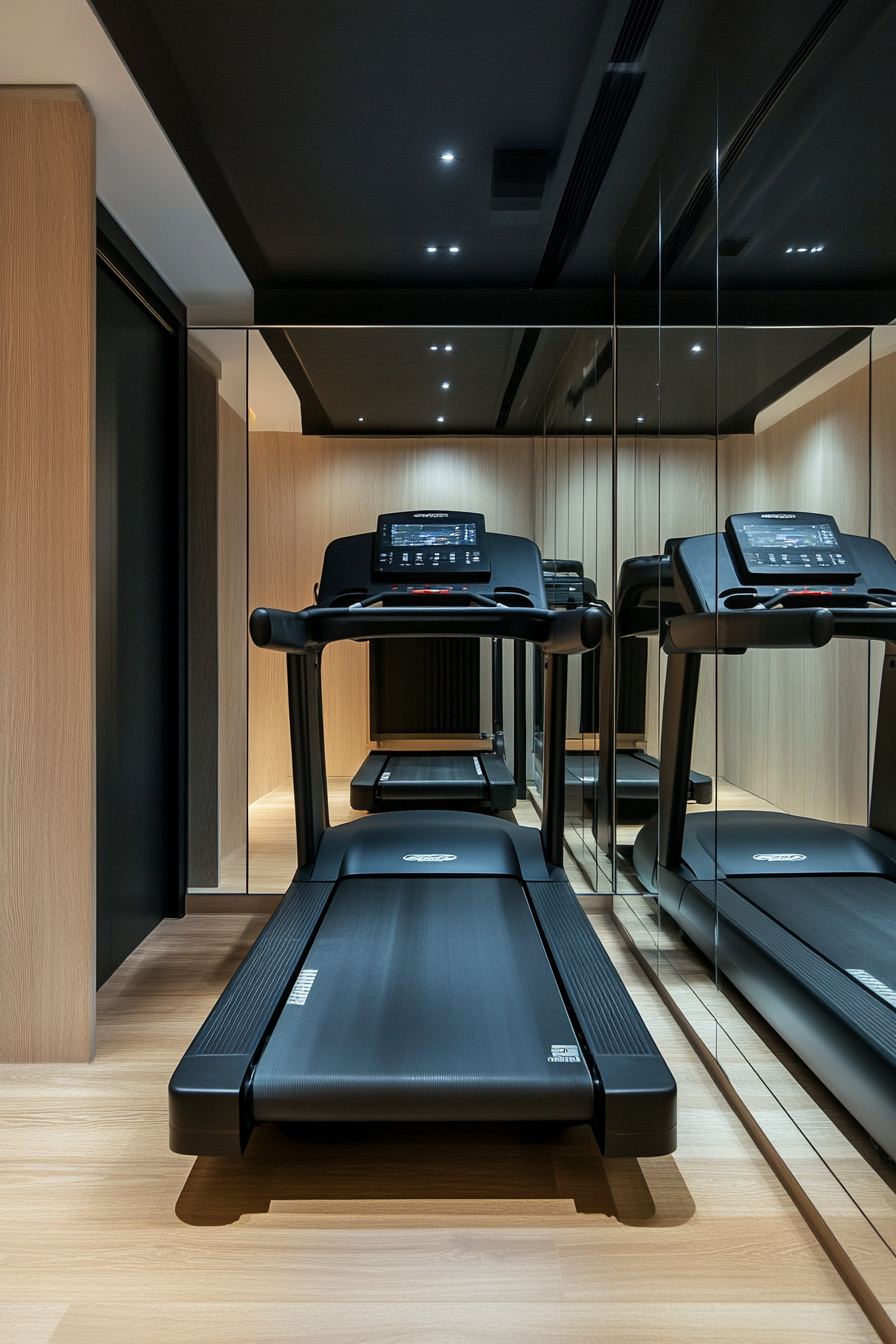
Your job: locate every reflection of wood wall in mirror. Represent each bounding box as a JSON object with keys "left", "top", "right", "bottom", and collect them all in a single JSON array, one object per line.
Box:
[
  {"left": 540, "top": 432, "right": 718, "bottom": 759},
  {"left": 248, "top": 434, "right": 536, "bottom": 796},
  {"left": 186, "top": 354, "right": 219, "bottom": 887},
  {"left": 218, "top": 398, "right": 248, "bottom": 866},
  {"left": 719, "top": 363, "right": 874, "bottom": 824}
]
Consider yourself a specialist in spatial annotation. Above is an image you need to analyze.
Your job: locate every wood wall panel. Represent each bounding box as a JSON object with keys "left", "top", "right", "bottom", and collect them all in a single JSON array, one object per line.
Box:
[
  {"left": 218, "top": 398, "right": 247, "bottom": 866},
  {"left": 718, "top": 370, "right": 873, "bottom": 823},
  {"left": 249, "top": 434, "right": 536, "bottom": 794},
  {"left": 541, "top": 433, "right": 719, "bottom": 766},
  {"left": 0, "top": 89, "right": 96, "bottom": 1060},
  {"left": 186, "top": 355, "right": 219, "bottom": 885}
]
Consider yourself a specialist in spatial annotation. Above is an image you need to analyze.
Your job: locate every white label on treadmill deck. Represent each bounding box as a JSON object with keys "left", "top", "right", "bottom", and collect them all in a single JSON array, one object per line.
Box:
[
  {"left": 403, "top": 853, "right": 457, "bottom": 862},
  {"left": 549, "top": 1044, "right": 582, "bottom": 1064},
  {"left": 473, "top": 758, "right": 483, "bottom": 776},
  {"left": 847, "top": 969, "right": 896, "bottom": 1007},
  {"left": 287, "top": 968, "right": 318, "bottom": 1005}
]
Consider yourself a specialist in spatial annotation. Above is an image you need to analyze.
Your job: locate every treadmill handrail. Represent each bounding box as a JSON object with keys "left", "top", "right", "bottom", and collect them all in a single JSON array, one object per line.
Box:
[
  {"left": 664, "top": 608, "right": 835, "bottom": 654},
  {"left": 615, "top": 554, "right": 683, "bottom": 638},
  {"left": 250, "top": 603, "right": 608, "bottom": 655}
]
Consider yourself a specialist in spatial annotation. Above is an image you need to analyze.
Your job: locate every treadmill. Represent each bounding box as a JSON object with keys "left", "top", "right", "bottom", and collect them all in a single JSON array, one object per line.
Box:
[
  {"left": 169, "top": 521, "right": 677, "bottom": 1159},
  {"left": 539, "top": 558, "right": 711, "bottom": 826},
  {"left": 633, "top": 510, "right": 896, "bottom": 1157},
  {"left": 349, "top": 512, "right": 524, "bottom": 812}
]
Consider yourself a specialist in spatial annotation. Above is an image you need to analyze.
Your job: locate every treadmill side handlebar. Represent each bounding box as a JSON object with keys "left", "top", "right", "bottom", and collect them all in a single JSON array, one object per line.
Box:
[
  {"left": 249, "top": 603, "right": 607, "bottom": 655},
  {"left": 664, "top": 607, "right": 834, "bottom": 654}
]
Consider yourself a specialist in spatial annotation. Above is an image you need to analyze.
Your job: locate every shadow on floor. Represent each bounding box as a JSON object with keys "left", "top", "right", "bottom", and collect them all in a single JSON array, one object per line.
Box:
[{"left": 176, "top": 1121, "right": 695, "bottom": 1228}]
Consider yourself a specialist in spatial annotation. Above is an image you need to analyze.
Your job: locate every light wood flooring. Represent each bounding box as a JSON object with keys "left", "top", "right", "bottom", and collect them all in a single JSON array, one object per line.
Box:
[{"left": 0, "top": 889, "right": 884, "bottom": 1340}]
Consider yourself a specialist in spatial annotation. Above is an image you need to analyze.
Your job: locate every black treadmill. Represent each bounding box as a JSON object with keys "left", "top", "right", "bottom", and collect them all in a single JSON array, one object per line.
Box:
[
  {"left": 349, "top": 512, "right": 525, "bottom": 812},
  {"left": 169, "top": 523, "right": 677, "bottom": 1159},
  {"left": 539, "top": 558, "right": 711, "bottom": 827},
  {"left": 633, "top": 510, "right": 896, "bottom": 1157}
]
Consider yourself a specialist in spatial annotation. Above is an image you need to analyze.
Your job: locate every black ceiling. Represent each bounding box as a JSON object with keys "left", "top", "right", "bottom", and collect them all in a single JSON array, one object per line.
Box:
[{"left": 92, "top": 0, "right": 896, "bottom": 432}]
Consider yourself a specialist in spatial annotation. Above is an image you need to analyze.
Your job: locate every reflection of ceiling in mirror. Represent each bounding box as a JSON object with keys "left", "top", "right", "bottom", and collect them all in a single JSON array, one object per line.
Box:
[
  {"left": 755, "top": 326, "right": 896, "bottom": 433},
  {"left": 248, "top": 331, "right": 303, "bottom": 433}
]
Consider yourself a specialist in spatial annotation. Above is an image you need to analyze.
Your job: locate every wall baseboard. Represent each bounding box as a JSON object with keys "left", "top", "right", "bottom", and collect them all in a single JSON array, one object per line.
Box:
[{"left": 186, "top": 893, "right": 283, "bottom": 915}]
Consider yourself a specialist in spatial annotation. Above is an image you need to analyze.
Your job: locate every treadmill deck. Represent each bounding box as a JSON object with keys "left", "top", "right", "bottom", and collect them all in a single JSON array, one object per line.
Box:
[
  {"left": 252, "top": 876, "right": 594, "bottom": 1123},
  {"left": 380, "top": 753, "right": 489, "bottom": 800},
  {"left": 730, "top": 874, "right": 896, "bottom": 997}
]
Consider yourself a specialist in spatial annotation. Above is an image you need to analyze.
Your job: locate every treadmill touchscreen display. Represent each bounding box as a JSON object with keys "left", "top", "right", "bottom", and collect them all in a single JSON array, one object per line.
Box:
[
  {"left": 391, "top": 521, "right": 477, "bottom": 548},
  {"left": 374, "top": 510, "right": 490, "bottom": 579},
  {"left": 726, "top": 512, "right": 859, "bottom": 582}
]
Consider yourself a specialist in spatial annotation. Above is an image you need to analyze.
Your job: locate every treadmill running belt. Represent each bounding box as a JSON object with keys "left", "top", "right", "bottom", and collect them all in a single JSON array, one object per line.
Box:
[
  {"left": 252, "top": 877, "right": 594, "bottom": 1123},
  {"left": 566, "top": 752, "right": 664, "bottom": 799},
  {"left": 729, "top": 875, "right": 896, "bottom": 997},
  {"left": 379, "top": 754, "right": 489, "bottom": 801}
]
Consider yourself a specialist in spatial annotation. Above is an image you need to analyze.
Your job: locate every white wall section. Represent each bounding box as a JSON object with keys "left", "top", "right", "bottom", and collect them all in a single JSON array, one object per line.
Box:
[{"left": 0, "top": 0, "right": 253, "bottom": 324}]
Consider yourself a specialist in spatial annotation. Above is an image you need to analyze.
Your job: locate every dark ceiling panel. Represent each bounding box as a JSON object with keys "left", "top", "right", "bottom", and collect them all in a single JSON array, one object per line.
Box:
[
  {"left": 92, "top": 0, "right": 896, "bottom": 312},
  {"left": 128, "top": 0, "right": 611, "bottom": 286},
  {"left": 615, "top": 0, "right": 896, "bottom": 294}
]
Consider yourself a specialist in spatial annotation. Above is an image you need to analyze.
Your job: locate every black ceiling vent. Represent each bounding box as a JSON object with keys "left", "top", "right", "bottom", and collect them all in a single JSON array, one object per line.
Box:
[
  {"left": 496, "top": 328, "right": 541, "bottom": 429},
  {"left": 491, "top": 149, "right": 551, "bottom": 211},
  {"left": 566, "top": 341, "right": 612, "bottom": 410},
  {"left": 641, "top": 0, "right": 848, "bottom": 287},
  {"left": 534, "top": 0, "right": 665, "bottom": 288}
]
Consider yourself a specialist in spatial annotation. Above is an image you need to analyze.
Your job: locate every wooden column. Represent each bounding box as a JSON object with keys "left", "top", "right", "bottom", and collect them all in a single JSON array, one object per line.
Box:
[{"left": 0, "top": 88, "right": 96, "bottom": 1060}]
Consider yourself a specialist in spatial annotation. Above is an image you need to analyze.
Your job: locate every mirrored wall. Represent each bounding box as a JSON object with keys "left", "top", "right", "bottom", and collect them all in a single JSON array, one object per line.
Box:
[{"left": 181, "top": 0, "right": 896, "bottom": 1254}]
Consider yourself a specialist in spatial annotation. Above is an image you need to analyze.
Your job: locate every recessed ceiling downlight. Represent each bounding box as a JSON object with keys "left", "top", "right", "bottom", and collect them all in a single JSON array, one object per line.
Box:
[
  {"left": 441, "top": 381, "right": 450, "bottom": 389},
  {"left": 437, "top": 416, "right": 445, "bottom": 423},
  {"left": 786, "top": 245, "right": 824, "bottom": 253},
  {"left": 449, "top": 246, "right": 460, "bottom": 253},
  {"left": 444, "top": 344, "right": 453, "bottom": 351},
  {"left": 427, "top": 246, "right": 437, "bottom": 253},
  {"left": 440, "top": 151, "right": 455, "bottom": 162},
  {"left": 691, "top": 343, "right": 703, "bottom": 352}
]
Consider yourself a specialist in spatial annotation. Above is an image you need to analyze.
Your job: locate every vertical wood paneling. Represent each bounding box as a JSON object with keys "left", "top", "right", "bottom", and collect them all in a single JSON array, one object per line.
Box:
[
  {"left": 0, "top": 89, "right": 96, "bottom": 1060},
  {"left": 187, "top": 355, "right": 219, "bottom": 885},
  {"left": 248, "top": 434, "right": 536, "bottom": 793},
  {"left": 719, "top": 372, "right": 872, "bottom": 823},
  {"left": 218, "top": 398, "right": 247, "bottom": 868}
]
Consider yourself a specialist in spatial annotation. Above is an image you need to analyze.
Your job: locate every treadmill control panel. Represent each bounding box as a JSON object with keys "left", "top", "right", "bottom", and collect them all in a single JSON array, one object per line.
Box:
[
  {"left": 373, "top": 510, "right": 491, "bottom": 581},
  {"left": 726, "top": 512, "right": 860, "bottom": 583}
]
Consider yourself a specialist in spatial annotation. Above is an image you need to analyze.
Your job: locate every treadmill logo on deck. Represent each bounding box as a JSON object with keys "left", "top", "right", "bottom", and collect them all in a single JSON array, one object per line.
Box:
[
  {"left": 760, "top": 513, "right": 797, "bottom": 519},
  {"left": 548, "top": 1044, "right": 582, "bottom": 1064},
  {"left": 403, "top": 853, "right": 457, "bottom": 862},
  {"left": 413, "top": 512, "right": 449, "bottom": 518},
  {"left": 753, "top": 853, "right": 806, "bottom": 862}
]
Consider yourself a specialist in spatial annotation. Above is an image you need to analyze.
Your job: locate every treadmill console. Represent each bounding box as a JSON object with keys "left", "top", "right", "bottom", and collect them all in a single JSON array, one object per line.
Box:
[
  {"left": 726, "top": 512, "right": 860, "bottom": 584},
  {"left": 373, "top": 510, "right": 491, "bottom": 581}
]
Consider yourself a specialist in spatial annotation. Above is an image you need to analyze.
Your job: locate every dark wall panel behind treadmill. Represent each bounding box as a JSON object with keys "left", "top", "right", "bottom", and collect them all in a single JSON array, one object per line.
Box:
[
  {"left": 370, "top": 638, "right": 480, "bottom": 735},
  {"left": 96, "top": 262, "right": 180, "bottom": 987},
  {"left": 580, "top": 637, "right": 647, "bottom": 735}
]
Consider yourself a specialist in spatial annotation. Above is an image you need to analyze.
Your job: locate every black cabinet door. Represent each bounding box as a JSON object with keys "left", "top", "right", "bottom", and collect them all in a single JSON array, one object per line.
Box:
[{"left": 96, "top": 262, "right": 181, "bottom": 987}]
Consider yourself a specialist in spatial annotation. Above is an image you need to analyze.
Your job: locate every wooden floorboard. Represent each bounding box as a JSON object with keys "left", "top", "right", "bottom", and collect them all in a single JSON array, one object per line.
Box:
[{"left": 0, "top": 898, "right": 881, "bottom": 1344}]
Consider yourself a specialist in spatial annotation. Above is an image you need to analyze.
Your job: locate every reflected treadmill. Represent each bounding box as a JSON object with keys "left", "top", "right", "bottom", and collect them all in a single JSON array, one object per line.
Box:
[
  {"left": 349, "top": 512, "right": 526, "bottom": 811},
  {"left": 634, "top": 511, "right": 896, "bottom": 1158},
  {"left": 169, "top": 525, "right": 677, "bottom": 1159},
  {"left": 539, "top": 559, "right": 711, "bottom": 829}
]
